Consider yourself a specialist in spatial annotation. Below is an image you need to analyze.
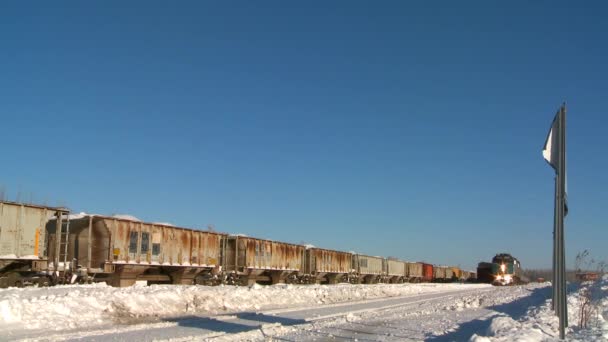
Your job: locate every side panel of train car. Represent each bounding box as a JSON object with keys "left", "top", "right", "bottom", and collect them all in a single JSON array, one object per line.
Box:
[
  {"left": 433, "top": 266, "right": 445, "bottom": 281},
  {"left": 451, "top": 267, "right": 462, "bottom": 281},
  {"left": 222, "top": 236, "right": 305, "bottom": 285},
  {"left": 477, "top": 262, "right": 495, "bottom": 284},
  {"left": 434, "top": 266, "right": 454, "bottom": 282},
  {"left": 445, "top": 267, "right": 454, "bottom": 280},
  {"left": 352, "top": 254, "right": 384, "bottom": 283},
  {"left": 421, "top": 263, "right": 434, "bottom": 282},
  {"left": 46, "top": 215, "right": 224, "bottom": 286},
  {"left": 385, "top": 259, "right": 407, "bottom": 283},
  {"left": 0, "top": 201, "right": 68, "bottom": 288},
  {"left": 304, "top": 248, "right": 352, "bottom": 284},
  {"left": 406, "top": 262, "right": 424, "bottom": 282},
  {"left": 462, "top": 270, "right": 476, "bottom": 282}
]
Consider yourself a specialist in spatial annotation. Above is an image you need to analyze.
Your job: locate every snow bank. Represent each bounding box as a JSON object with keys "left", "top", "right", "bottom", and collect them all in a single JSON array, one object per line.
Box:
[
  {"left": 0, "top": 282, "right": 486, "bottom": 333},
  {"left": 470, "top": 275, "right": 608, "bottom": 341}
]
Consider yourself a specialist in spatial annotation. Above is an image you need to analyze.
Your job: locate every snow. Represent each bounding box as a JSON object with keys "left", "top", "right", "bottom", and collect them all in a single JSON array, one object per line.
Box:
[
  {"left": 0, "top": 283, "right": 484, "bottom": 334},
  {"left": 469, "top": 275, "right": 608, "bottom": 342},
  {"left": 65, "top": 212, "right": 90, "bottom": 220},
  {"left": 0, "top": 276, "right": 606, "bottom": 341},
  {"left": 65, "top": 213, "right": 172, "bottom": 226},
  {"left": 0, "top": 254, "right": 39, "bottom": 260},
  {"left": 152, "top": 222, "right": 175, "bottom": 226},
  {"left": 0, "top": 254, "right": 18, "bottom": 259},
  {"left": 112, "top": 214, "right": 141, "bottom": 221}
]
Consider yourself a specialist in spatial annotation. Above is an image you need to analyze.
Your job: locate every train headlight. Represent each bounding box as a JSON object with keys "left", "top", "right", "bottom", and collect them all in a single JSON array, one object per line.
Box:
[
  {"left": 504, "top": 275, "right": 512, "bottom": 283},
  {"left": 500, "top": 264, "right": 506, "bottom": 272}
]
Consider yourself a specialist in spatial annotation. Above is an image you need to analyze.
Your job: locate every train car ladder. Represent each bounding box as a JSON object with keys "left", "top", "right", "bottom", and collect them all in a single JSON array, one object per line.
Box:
[{"left": 58, "top": 215, "right": 71, "bottom": 270}]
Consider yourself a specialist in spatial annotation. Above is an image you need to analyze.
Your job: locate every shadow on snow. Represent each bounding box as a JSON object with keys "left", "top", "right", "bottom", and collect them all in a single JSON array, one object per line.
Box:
[
  {"left": 163, "top": 312, "right": 307, "bottom": 335},
  {"left": 424, "top": 286, "right": 556, "bottom": 341}
]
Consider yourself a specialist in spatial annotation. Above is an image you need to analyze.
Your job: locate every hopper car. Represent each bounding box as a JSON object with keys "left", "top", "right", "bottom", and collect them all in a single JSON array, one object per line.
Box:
[
  {"left": 0, "top": 201, "right": 68, "bottom": 287},
  {"left": 221, "top": 235, "right": 305, "bottom": 286},
  {"left": 385, "top": 258, "right": 407, "bottom": 283},
  {"left": 303, "top": 247, "right": 352, "bottom": 284},
  {"left": 0, "top": 200, "right": 478, "bottom": 287},
  {"left": 421, "top": 262, "right": 434, "bottom": 282},
  {"left": 406, "top": 261, "right": 424, "bottom": 282}
]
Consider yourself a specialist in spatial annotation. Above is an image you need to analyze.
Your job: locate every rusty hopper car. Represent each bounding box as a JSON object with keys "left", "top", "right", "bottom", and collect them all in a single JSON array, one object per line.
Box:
[
  {"left": 385, "top": 259, "right": 407, "bottom": 283},
  {"left": 352, "top": 254, "right": 384, "bottom": 283},
  {"left": 406, "top": 262, "right": 423, "bottom": 282},
  {"left": 222, "top": 235, "right": 305, "bottom": 286},
  {"left": 46, "top": 214, "right": 224, "bottom": 287},
  {"left": 451, "top": 267, "right": 462, "bottom": 281},
  {"left": 0, "top": 201, "right": 69, "bottom": 287},
  {"left": 304, "top": 247, "right": 352, "bottom": 284}
]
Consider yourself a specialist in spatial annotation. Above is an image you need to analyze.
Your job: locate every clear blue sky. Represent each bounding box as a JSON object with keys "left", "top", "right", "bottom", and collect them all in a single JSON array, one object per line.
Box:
[{"left": 1, "top": 2, "right": 606, "bottom": 270}]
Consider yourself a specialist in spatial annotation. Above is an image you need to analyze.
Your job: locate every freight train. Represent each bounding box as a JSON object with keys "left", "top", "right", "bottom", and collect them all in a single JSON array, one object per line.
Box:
[
  {"left": 477, "top": 253, "right": 526, "bottom": 286},
  {"left": 0, "top": 200, "right": 476, "bottom": 288}
]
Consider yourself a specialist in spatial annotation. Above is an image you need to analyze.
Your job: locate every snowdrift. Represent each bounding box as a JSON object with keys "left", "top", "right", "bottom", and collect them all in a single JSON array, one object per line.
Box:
[{"left": 0, "top": 282, "right": 486, "bottom": 332}]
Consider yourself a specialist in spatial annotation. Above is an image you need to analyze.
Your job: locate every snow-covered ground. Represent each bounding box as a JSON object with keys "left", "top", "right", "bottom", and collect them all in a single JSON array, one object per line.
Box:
[
  {"left": 470, "top": 275, "right": 608, "bottom": 342},
  {"left": 0, "top": 276, "right": 606, "bottom": 341},
  {"left": 0, "top": 282, "right": 480, "bottom": 333}
]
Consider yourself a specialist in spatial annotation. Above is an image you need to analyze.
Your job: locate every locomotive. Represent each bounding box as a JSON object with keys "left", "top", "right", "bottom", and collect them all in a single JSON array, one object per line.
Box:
[
  {"left": 477, "top": 253, "right": 525, "bottom": 286},
  {"left": 0, "top": 200, "right": 476, "bottom": 287}
]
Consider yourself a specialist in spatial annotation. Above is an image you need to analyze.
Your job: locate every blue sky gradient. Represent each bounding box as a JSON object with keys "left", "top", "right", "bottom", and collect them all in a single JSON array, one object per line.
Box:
[{"left": 1, "top": 2, "right": 607, "bottom": 269}]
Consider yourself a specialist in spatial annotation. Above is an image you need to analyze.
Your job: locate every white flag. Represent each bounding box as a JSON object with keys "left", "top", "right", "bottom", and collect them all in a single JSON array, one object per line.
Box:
[
  {"left": 543, "top": 108, "right": 568, "bottom": 215},
  {"left": 542, "top": 112, "right": 559, "bottom": 171}
]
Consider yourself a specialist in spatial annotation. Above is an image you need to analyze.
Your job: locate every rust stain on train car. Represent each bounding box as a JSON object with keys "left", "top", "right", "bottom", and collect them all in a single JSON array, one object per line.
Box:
[
  {"left": 162, "top": 228, "right": 171, "bottom": 264},
  {"left": 109, "top": 220, "right": 131, "bottom": 262},
  {"left": 191, "top": 232, "right": 199, "bottom": 264},
  {"left": 272, "top": 242, "right": 303, "bottom": 271},
  {"left": 184, "top": 230, "right": 192, "bottom": 264},
  {"left": 245, "top": 238, "right": 255, "bottom": 268},
  {"left": 310, "top": 249, "right": 350, "bottom": 274},
  {"left": 235, "top": 237, "right": 303, "bottom": 271},
  {"left": 180, "top": 230, "right": 189, "bottom": 246},
  {"left": 205, "top": 232, "right": 221, "bottom": 265}
]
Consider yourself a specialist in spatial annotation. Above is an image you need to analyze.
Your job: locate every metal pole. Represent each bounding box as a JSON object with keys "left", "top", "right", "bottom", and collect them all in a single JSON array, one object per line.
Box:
[
  {"left": 552, "top": 176, "right": 557, "bottom": 312},
  {"left": 557, "top": 104, "right": 567, "bottom": 339},
  {"left": 561, "top": 104, "right": 568, "bottom": 331},
  {"left": 556, "top": 186, "right": 564, "bottom": 339},
  {"left": 555, "top": 170, "right": 562, "bottom": 321}
]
